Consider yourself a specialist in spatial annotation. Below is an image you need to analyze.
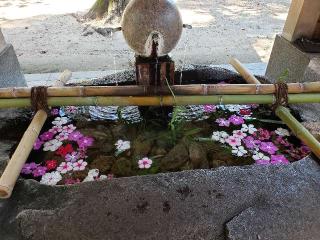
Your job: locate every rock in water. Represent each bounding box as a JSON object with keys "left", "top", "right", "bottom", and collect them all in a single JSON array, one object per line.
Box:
[{"left": 121, "top": 0, "right": 183, "bottom": 57}]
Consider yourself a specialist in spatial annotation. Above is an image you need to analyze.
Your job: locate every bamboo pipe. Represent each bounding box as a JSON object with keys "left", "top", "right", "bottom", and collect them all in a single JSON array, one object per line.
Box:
[
  {"left": 0, "top": 110, "right": 47, "bottom": 198},
  {"left": 0, "top": 94, "right": 318, "bottom": 109},
  {"left": 0, "top": 71, "right": 71, "bottom": 199},
  {"left": 0, "top": 82, "right": 320, "bottom": 98},
  {"left": 230, "top": 58, "right": 261, "bottom": 84},
  {"left": 275, "top": 106, "right": 320, "bottom": 158}
]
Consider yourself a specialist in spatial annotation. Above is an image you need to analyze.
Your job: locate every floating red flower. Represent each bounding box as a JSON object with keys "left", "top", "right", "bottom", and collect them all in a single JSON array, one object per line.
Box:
[
  {"left": 56, "top": 144, "right": 74, "bottom": 157},
  {"left": 45, "top": 160, "right": 58, "bottom": 171}
]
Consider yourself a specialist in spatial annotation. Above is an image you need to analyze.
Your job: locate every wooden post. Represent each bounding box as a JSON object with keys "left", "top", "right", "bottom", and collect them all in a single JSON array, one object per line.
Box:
[{"left": 282, "top": 0, "right": 320, "bottom": 42}]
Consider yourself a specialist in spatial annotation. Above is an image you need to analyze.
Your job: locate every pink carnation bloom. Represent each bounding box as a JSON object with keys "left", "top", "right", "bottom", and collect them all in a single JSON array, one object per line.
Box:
[
  {"left": 204, "top": 105, "right": 217, "bottom": 113},
  {"left": 225, "top": 136, "right": 241, "bottom": 147},
  {"left": 138, "top": 157, "right": 153, "bottom": 169},
  {"left": 62, "top": 124, "right": 76, "bottom": 134},
  {"left": 253, "top": 128, "right": 271, "bottom": 141},
  {"left": 259, "top": 142, "right": 279, "bottom": 155},
  {"left": 32, "top": 166, "right": 47, "bottom": 177},
  {"left": 56, "top": 132, "right": 69, "bottom": 141},
  {"left": 232, "top": 130, "right": 247, "bottom": 139},
  {"left": 77, "top": 137, "right": 94, "bottom": 149},
  {"left": 270, "top": 155, "right": 289, "bottom": 165},
  {"left": 68, "top": 131, "right": 84, "bottom": 141},
  {"left": 51, "top": 108, "right": 59, "bottom": 116},
  {"left": 33, "top": 138, "right": 43, "bottom": 150},
  {"left": 242, "top": 136, "right": 261, "bottom": 149},
  {"left": 255, "top": 159, "right": 270, "bottom": 165},
  {"left": 39, "top": 131, "right": 54, "bottom": 141},
  {"left": 65, "top": 152, "right": 80, "bottom": 163},
  {"left": 228, "top": 115, "right": 244, "bottom": 125},
  {"left": 57, "top": 162, "right": 73, "bottom": 174},
  {"left": 49, "top": 125, "right": 63, "bottom": 134},
  {"left": 72, "top": 160, "right": 88, "bottom": 171},
  {"left": 215, "top": 118, "right": 230, "bottom": 127}
]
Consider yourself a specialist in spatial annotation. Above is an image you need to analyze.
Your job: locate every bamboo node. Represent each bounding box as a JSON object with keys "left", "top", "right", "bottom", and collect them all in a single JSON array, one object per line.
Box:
[
  {"left": 202, "top": 84, "right": 208, "bottom": 95},
  {"left": 255, "top": 84, "right": 261, "bottom": 94},
  {"left": 79, "top": 86, "right": 84, "bottom": 97},
  {"left": 31, "top": 86, "right": 49, "bottom": 113},
  {"left": 11, "top": 88, "right": 17, "bottom": 98}
]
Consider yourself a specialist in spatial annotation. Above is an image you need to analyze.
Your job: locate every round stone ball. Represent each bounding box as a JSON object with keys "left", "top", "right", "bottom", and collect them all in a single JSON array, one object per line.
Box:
[{"left": 121, "top": 0, "right": 183, "bottom": 57}]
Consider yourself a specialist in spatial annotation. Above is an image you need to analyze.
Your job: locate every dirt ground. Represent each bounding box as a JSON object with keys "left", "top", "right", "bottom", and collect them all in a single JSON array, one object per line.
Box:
[{"left": 0, "top": 0, "right": 290, "bottom": 74}]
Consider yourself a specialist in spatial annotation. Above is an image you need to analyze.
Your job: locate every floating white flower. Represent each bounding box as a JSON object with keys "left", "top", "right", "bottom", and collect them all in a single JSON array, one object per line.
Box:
[
  {"left": 83, "top": 169, "right": 100, "bottom": 182},
  {"left": 57, "top": 162, "right": 73, "bottom": 174},
  {"left": 241, "top": 124, "right": 257, "bottom": 134},
  {"left": 275, "top": 128, "right": 290, "bottom": 137},
  {"left": 52, "top": 117, "right": 69, "bottom": 126},
  {"left": 232, "top": 146, "right": 248, "bottom": 157},
  {"left": 43, "top": 139, "right": 63, "bottom": 152},
  {"left": 211, "top": 131, "right": 229, "bottom": 144},
  {"left": 252, "top": 152, "right": 270, "bottom": 161},
  {"left": 115, "top": 139, "right": 131, "bottom": 155},
  {"left": 232, "top": 130, "right": 247, "bottom": 139},
  {"left": 40, "top": 171, "right": 62, "bottom": 185},
  {"left": 211, "top": 131, "right": 221, "bottom": 141}
]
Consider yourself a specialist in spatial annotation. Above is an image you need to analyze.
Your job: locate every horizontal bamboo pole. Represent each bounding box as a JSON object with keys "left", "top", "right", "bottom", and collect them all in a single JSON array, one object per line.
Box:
[
  {"left": 0, "top": 82, "right": 320, "bottom": 98},
  {"left": 0, "top": 94, "right": 319, "bottom": 108},
  {"left": 275, "top": 106, "right": 320, "bottom": 158},
  {"left": 230, "top": 58, "right": 261, "bottom": 84},
  {"left": 0, "top": 110, "right": 47, "bottom": 198}
]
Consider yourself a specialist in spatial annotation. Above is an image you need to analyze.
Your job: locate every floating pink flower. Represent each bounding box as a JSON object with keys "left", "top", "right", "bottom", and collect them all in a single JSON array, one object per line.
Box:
[
  {"left": 57, "top": 162, "right": 73, "bottom": 174},
  {"left": 64, "top": 178, "right": 81, "bottom": 185},
  {"left": 51, "top": 108, "right": 59, "bottom": 116},
  {"left": 65, "top": 152, "right": 80, "bottom": 163},
  {"left": 62, "top": 124, "right": 76, "bottom": 134},
  {"left": 225, "top": 136, "right": 241, "bottom": 147},
  {"left": 239, "top": 109, "right": 252, "bottom": 116},
  {"left": 21, "top": 162, "right": 38, "bottom": 175},
  {"left": 232, "top": 130, "right": 247, "bottom": 139},
  {"left": 259, "top": 142, "right": 278, "bottom": 155},
  {"left": 77, "top": 136, "right": 94, "bottom": 149},
  {"left": 253, "top": 128, "right": 271, "bottom": 141},
  {"left": 56, "top": 132, "right": 69, "bottom": 141},
  {"left": 270, "top": 155, "right": 289, "bottom": 165},
  {"left": 242, "top": 136, "right": 261, "bottom": 149},
  {"left": 204, "top": 105, "right": 217, "bottom": 113},
  {"left": 65, "top": 106, "right": 77, "bottom": 114},
  {"left": 228, "top": 115, "right": 244, "bottom": 125},
  {"left": 299, "top": 145, "right": 311, "bottom": 157},
  {"left": 138, "top": 157, "right": 153, "bottom": 169},
  {"left": 39, "top": 131, "right": 54, "bottom": 141},
  {"left": 72, "top": 160, "right": 88, "bottom": 171},
  {"left": 68, "top": 131, "right": 84, "bottom": 141},
  {"left": 255, "top": 159, "right": 270, "bottom": 165},
  {"left": 33, "top": 138, "right": 43, "bottom": 150},
  {"left": 215, "top": 118, "right": 230, "bottom": 127},
  {"left": 49, "top": 125, "right": 63, "bottom": 134},
  {"left": 32, "top": 166, "right": 47, "bottom": 177},
  {"left": 274, "top": 136, "right": 291, "bottom": 147}
]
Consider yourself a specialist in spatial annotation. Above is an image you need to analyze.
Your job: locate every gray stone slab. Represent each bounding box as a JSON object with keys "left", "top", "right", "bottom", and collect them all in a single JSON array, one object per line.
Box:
[
  {"left": 0, "top": 28, "right": 6, "bottom": 52},
  {"left": 0, "top": 157, "right": 319, "bottom": 240},
  {"left": 0, "top": 44, "right": 26, "bottom": 87},
  {"left": 266, "top": 34, "right": 320, "bottom": 83}
]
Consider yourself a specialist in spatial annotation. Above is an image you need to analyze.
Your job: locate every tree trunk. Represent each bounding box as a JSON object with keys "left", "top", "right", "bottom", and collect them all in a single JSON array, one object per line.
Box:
[{"left": 86, "top": 0, "right": 129, "bottom": 23}]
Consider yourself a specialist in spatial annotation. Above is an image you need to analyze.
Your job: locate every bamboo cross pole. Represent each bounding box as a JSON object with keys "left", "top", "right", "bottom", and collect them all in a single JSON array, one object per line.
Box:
[
  {"left": 0, "top": 82, "right": 320, "bottom": 98},
  {"left": 0, "top": 70, "right": 71, "bottom": 199},
  {"left": 0, "top": 94, "right": 318, "bottom": 109},
  {"left": 231, "top": 58, "right": 320, "bottom": 159},
  {"left": 230, "top": 57, "right": 261, "bottom": 84}
]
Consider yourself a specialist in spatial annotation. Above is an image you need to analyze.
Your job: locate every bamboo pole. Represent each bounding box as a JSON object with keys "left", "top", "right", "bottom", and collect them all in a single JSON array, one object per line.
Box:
[
  {"left": 0, "top": 82, "right": 320, "bottom": 98},
  {"left": 0, "top": 110, "right": 47, "bottom": 198},
  {"left": 230, "top": 58, "right": 320, "bottom": 159},
  {"left": 0, "top": 70, "right": 71, "bottom": 199},
  {"left": 275, "top": 106, "right": 320, "bottom": 158},
  {"left": 230, "top": 58, "right": 261, "bottom": 84},
  {"left": 0, "top": 94, "right": 318, "bottom": 109}
]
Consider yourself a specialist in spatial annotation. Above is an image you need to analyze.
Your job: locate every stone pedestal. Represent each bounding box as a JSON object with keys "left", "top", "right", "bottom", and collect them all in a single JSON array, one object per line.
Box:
[
  {"left": 266, "top": 34, "right": 320, "bottom": 83},
  {"left": 0, "top": 29, "right": 26, "bottom": 87}
]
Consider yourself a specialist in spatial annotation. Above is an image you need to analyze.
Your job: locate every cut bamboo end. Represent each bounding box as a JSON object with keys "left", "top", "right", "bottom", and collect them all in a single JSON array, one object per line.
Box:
[
  {"left": 0, "top": 184, "right": 11, "bottom": 199},
  {"left": 230, "top": 58, "right": 261, "bottom": 84}
]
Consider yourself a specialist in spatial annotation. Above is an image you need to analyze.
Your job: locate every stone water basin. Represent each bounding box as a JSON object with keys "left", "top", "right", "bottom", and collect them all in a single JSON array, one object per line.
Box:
[{"left": 0, "top": 66, "right": 319, "bottom": 240}]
